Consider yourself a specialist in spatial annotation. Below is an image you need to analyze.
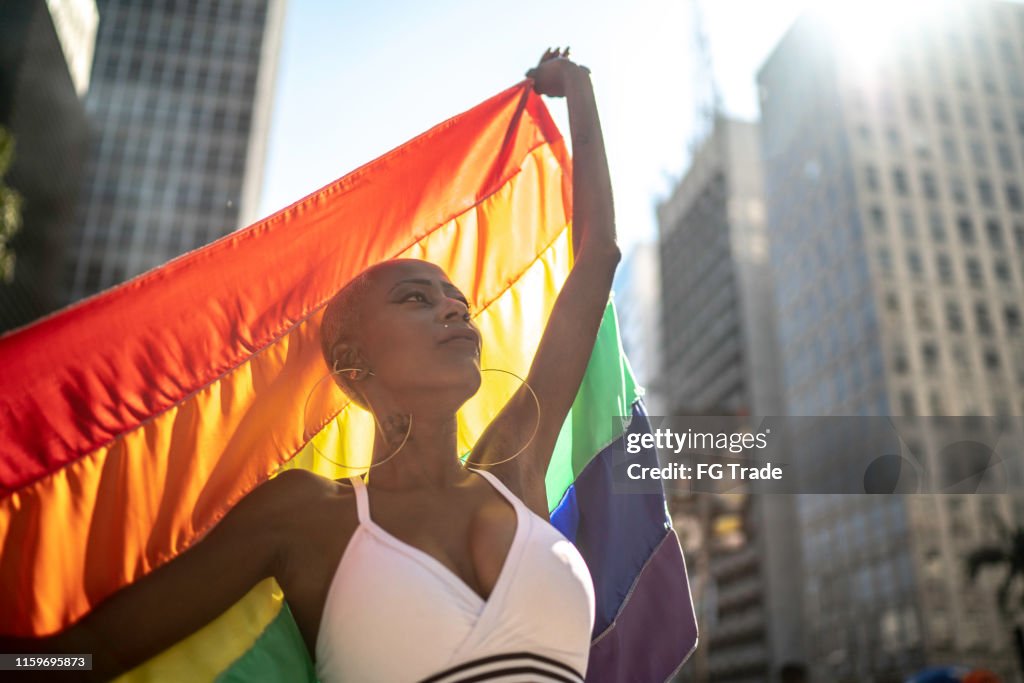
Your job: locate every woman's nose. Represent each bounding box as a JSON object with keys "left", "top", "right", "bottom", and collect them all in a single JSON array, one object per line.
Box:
[{"left": 442, "top": 297, "right": 471, "bottom": 321}]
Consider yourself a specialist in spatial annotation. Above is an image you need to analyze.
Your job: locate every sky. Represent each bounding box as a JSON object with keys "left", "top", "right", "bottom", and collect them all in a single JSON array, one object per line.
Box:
[{"left": 255, "top": 0, "right": 992, "bottom": 256}]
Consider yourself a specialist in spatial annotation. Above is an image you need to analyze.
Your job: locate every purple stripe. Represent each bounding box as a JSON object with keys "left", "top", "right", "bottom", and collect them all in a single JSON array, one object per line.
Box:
[
  {"left": 551, "top": 401, "right": 673, "bottom": 634},
  {"left": 585, "top": 532, "right": 698, "bottom": 683}
]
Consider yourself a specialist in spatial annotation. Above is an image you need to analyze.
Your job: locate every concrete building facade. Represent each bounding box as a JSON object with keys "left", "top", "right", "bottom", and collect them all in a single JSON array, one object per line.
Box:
[
  {"left": 658, "top": 117, "right": 800, "bottom": 683},
  {"left": 757, "top": 2, "right": 1024, "bottom": 679},
  {"left": 658, "top": 117, "right": 784, "bottom": 420}
]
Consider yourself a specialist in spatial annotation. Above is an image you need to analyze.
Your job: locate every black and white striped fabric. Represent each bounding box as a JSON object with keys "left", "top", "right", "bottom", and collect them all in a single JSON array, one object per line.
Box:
[{"left": 418, "top": 652, "right": 585, "bottom": 683}]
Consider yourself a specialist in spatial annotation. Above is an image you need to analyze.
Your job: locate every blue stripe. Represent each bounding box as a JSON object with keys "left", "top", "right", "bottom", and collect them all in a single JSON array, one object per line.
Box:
[
  {"left": 550, "top": 400, "right": 674, "bottom": 636},
  {"left": 550, "top": 482, "right": 580, "bottom": 542}
]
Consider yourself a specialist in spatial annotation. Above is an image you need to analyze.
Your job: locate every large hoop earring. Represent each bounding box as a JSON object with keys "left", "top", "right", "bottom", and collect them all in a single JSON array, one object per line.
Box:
[
  {"left": 302, "top": 362, "right": 412, "bottom": 481},
  {"left": 464, "top": 367, "right": 541, "bottom": 468}
]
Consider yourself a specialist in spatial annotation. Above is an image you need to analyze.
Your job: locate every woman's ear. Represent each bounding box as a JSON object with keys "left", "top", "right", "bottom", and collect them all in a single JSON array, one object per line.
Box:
[{"left": 332, "top": 342, "right": 369, "bottom": 379}]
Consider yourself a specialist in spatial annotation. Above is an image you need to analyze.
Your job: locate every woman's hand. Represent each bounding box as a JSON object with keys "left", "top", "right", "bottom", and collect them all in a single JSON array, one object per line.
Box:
[{"left": 525, "top": 47, "right": 590, "bottom": 98}]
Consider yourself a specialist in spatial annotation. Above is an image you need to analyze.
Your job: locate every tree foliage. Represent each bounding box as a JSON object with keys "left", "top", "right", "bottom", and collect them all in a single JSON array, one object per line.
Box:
[{"left": 0, "top": 126, "right": 24, "bottom": 284}]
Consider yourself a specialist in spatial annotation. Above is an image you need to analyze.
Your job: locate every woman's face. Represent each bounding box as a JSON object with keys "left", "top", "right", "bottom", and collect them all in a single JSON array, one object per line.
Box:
[{"left": 354, "top": 259, "right": 482, "bottom": 408}]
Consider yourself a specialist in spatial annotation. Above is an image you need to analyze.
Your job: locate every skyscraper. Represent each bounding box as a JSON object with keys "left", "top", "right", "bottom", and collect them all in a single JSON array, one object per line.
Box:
[
  {"left": 63, "top": 0, "right": 285, "bottom": 303},
  {"left": 658, "top": 117, "right": 800, "bottom": 683},
  {"left": 658, "top": 117, "right": 784, "bottom": 420},
  {"left": 758, "top": 2, "right": 1023, "bottom": 679}
]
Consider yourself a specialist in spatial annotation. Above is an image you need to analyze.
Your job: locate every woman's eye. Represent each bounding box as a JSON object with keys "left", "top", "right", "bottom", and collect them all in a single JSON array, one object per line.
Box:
[{"left": 404, "top": 292, "right": 428, "bottom": 303}]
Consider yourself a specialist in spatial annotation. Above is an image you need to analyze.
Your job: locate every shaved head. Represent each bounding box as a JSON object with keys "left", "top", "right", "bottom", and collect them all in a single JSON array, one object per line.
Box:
[{"left": 319, "top": 262, "right": 390, "bottom": 408}]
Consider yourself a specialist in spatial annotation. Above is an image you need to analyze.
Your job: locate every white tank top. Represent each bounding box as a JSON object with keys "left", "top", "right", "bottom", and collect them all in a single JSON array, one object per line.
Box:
[{"left": 314, "top": 468, "right": 595, "bottom": 682}]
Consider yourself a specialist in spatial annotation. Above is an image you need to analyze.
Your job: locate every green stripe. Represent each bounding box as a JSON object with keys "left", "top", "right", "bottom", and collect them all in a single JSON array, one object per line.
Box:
[
  {"left": 542, "top": 297, "right": 640, "bottom": 510},
  {"left": 215, "top": 600, "right": 317, "bottom": 683}
]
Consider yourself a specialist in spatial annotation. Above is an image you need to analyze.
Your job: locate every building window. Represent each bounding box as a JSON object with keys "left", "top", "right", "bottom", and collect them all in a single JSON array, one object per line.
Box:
[
  {"left": 1005, "top": 305, "right": 1021, "bottom": 332},
  {"left": 953, "top": 347, "right": 972, "bottom": 380},
  {"left": 907, "top": 95, "right": 924, "bottom": 121},
  {"left": 887, "top": 127, "right": 901, "bottom": 148},
  {"left": 937, "top": 253, "right": 953, "bottom": 283},
  {"left": 951, "top": 177, "right": 967, "bottom": 204},
  {"left": 970, "top": 139, "right": 987, "bottom": 166},
  {"left": 935, "top": 97, "right": 951, "bottom": 124},
  {"left": 886, "top": 291, "right": 900, "bottom": 312},
  {"left": 1006, "top": 183, "right": 1023, "bottom": 211},
  {"left": 865, "top": 165, "right": 879, "bottom": 191},
  {"left": 983, "top": 348, "right": 1001, "bottom": 371},
  {"left": 963, "top": 104, "right": 978, "bottom": 127},
  {"left": 975, "top": 302, "right": 993, "bottom": 335},
  {"left": 930, "top": 390, "right": 945, "bottom": 415},
  {"left": 991, "top": 110, "right": 1006, "bottom": 132},
  {"left": 997, "top": 143, "right": 1015, "bottom": 171},
  {"left": 908, "top": 250, "right": 923, "bottom": 279},
  {"left": 958, "top": 216, "right": 976, "bottom": 244},
  {"left": 901, "top": 210, "right": 916, "bottom": 239},
  {"left": 893, "top": 345, "right": 909, "bottom": 374},
  {"left": 878, "top": 247, "right": 893, "bottom": 276},
  {"left": 922, "top": 342, "right": 939, "bottom": 371},
  {"left": 901, "top": 391, "right": 916, "bottom": 416},
  {"left": 994, "top": 258, "right": 1011, "bottom": 283},
  {"left": 956, "top": 67, "right": 971, "bottom": 90},
  {"left": 85, "top": 260, "right": 103, "bottom": 292},
  {"left": 946, "top": 301, "right": 964, "bottom": 332},
  {"left": 921, "top": 172, "right": 938, "bottom": 200},
  {"left": 986, "top": 219, "right": 1004, "bottom": 247},
  {"left": 942, "top": 136, "right": 958, "bottom": 162},
  {"left": 978, "top": 178, "right": 996, "bottom": 207},
  {"left": 914, "top": 294, "right": 933, "bottom": 330},
  {"left": 893, "top": 168, "right": 909, "bottom": 195},
  {"left": 870, "top": 206, "right": 886, "bottom": 232},
  {"left": 929, "top": 213, "right": 946, "bottom": 242},
  {"left": 966, "top": 257, "right": 984, "bottom": 287}
]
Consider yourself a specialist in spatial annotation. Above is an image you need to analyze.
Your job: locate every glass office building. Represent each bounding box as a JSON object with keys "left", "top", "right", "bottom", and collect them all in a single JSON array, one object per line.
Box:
[{"left": 63, "top": 0, "right": 285, "bottom": 302}]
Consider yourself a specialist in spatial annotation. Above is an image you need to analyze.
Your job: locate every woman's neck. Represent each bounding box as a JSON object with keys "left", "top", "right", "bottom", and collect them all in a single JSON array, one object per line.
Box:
[{"left": 364, "top": 411, "right": 468, "bottom": 491}]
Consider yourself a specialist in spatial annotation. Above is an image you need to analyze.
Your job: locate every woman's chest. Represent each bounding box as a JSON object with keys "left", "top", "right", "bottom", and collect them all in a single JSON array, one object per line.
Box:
[{"left": 279, "top": 485, "right": 520, "bottom": 657}]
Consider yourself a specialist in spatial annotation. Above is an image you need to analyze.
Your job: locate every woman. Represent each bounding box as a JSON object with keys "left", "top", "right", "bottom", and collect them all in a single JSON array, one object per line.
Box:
[{"left": 7, "top": 47, "right": 619, "bottom": 682}]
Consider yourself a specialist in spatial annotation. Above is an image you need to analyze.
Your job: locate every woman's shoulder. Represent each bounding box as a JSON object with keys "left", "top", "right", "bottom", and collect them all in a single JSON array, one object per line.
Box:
[
  {"left": 271, "top": 467, "right": 359, "bottom": 497},
  {"left": 256, "top": 469, "right": 357, "bottom": 524}
]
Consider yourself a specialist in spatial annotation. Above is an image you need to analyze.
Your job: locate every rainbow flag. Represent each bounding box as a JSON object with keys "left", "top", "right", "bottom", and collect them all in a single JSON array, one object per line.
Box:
[{"left": 0, "top": 81, "right": 695, "bottom": 681}]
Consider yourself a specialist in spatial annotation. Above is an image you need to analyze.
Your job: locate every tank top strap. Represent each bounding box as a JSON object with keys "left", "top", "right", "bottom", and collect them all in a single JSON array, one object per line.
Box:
[
  {"left": 466, "top": 468, "right": 520, "bottom": 509},
  {"left": 348, "top": 475, "right": 371, "bottom": 523}
]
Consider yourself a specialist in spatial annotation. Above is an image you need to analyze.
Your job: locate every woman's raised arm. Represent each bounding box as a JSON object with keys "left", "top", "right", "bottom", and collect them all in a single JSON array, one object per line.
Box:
[
  {"left": 0, "top": 469, "right": 312, "bottom": 681},
  {"left": 470, "top": 49, "right": 620, "bottom": 500}
]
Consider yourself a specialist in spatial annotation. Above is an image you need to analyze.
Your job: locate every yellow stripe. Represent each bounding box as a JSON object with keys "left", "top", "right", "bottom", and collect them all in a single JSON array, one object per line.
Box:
[{"left": 115, "top": 578, "right": 283, "bottom": 682}]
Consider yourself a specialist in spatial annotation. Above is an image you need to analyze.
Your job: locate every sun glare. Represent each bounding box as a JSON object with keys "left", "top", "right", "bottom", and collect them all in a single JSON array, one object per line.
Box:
[{"left": 806, "top": 0, "right": 957, "bottom": 72}]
